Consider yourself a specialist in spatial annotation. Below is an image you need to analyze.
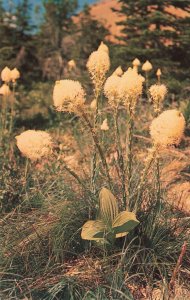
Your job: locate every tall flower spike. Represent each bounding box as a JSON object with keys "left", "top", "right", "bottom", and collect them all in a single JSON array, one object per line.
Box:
[
  {"left": 149, "top": 84, "right": 167, "bottom": 113},
  {"left": 150, "top": 109, "right": 185, "bottom": 148},
  {"left": 104, "top": 75, "right": 122, "bottom": 108},
  {"left": 119, "top": 68, "right": 144, "bottom": 115},
  {"left": 87, "top": 48, "right": 110, "bottom": 92},
  {"left": 53, "top": 80, "right": 86, "bottom": 114},
  {"left": 142, "top": 60, "right": 152, "bottom": 72},
  {"left": 16, "top": 130, "right": 53, "bottom": 161},
  {"left": 1, "top": 66, "right": 11, "bottom": 83}
]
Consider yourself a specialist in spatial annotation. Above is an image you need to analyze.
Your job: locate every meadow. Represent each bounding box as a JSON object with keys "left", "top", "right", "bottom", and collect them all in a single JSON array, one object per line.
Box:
[{"left": 0, "top": 40, "right": 190, "bottom": 300}]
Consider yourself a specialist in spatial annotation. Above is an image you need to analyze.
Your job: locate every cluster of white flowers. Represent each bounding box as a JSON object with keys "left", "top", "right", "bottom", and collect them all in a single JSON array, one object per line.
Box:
[
  {"left": 53, "top": 80, "right": 86, "bottom": 114},
  {"left": 104, "top": 75, "right": 122, "bottom": 108},
  {"left": 119, "top": 68, "right": 145, "bottom": 114},
  {"left": 0, "top": 84, "right": 11, "bottom": 96},
  {"left": 87, "top": 42, "right": 110, "bottom": 92},
  {"left": 16, "top": 130, "right": 53, "bottom": 161},
  {"left": 149, "top": 84, "right": 167, "bottom": 112},
  {"left": 150, "top": 109, "right": 185, "bottom": 147}
]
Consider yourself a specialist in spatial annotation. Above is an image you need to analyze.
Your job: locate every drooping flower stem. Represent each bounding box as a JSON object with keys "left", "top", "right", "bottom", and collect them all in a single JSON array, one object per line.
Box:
[
  {"left": 114, "top": 106, "right": 126, "bottom": 208},
  {"left": 82, "top": 111, "right": 112, "bottom": 190}
]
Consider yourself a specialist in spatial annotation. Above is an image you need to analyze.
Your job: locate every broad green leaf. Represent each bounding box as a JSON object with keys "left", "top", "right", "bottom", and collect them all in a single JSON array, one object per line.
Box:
[
  {"left": 81, "top": 220, "right": 106, "bottom": 241},
  {"left": 112, "top": 211, "right": 139, "bottom": 237},
  {"left": 99, "top": 187, "right": 119, "bottom": 225}
]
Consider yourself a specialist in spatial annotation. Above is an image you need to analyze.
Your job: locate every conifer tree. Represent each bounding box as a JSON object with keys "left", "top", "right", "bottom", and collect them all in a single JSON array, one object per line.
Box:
[{"left": 115, "top": 0, "right": 190, "bottom": 66}]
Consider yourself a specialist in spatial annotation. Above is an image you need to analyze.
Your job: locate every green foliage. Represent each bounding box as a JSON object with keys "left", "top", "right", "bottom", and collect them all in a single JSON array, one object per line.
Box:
[
  {"left": 115, "top": 0, "right": 190, "bottom": 67},
  {"left": 81, "top": 188, "right": 139, "bottom": 242}
]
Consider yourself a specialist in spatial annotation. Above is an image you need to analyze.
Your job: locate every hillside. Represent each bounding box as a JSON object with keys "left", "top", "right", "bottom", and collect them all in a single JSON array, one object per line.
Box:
[{"left": 80, "top": 0, "right": 189, "bottom": 42}]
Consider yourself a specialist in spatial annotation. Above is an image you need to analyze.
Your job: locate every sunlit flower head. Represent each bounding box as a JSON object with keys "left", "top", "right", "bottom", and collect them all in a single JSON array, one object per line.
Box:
[
  {"left": 101, "top": 118, "right": 109, "bottom": 131},
  {"left": 86, "top": 49, "right": 110, "bottom": 91},
  {"left": 113, "top": 66, "right": 123, "bottom": 76},
  {"left": 68, "top": 59, "right": 76, "bottom": 69},
  {"left": 0, "top": 84, "right": 11, "bottom": 96},
  {"left": 98, "top": 41, "right": 109, "bottom": 54},
  {"left": 104, "top": 75, "right": 122, "bottom": 108},
  {"left": 1, "top": 66, "right": 11, "bottom": 83},
  {"left": 149, "top": 84, "right": 167, "bottom": 112},
  {"left": 150, "top": 109, "right": 185, "bottom": 147},
  {"left": 132, "top": 58, "right": 141, "bottom": 67},
  {"left": 142, "top": 60, "right": 152, "bottom": 72},
  {"left": 53, "top": 80, "right": 85, "bottom": 114},
  {"left": 11, "top": 68, "right": 20, "bottom": 82},
  {"left": 16, "top": 130, "right": 53, "bottom": 161},
  {"left": 156, "top": 68, "right": 162, "bottom": 77},
  {"left": 119, "top": 68, "right": 144, "bottom": 115}
]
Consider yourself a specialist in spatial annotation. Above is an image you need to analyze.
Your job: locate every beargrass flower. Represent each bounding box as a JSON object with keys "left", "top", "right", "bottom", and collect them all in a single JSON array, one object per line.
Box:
[
  {"left": 119, "top": 68, "right": 144, "bottom": 115},
  {"left": 87, "top": 45, "right": 110, "bottom": 91},
  {"left": 104, "top": 75, "right": 122, "bottom": 108},
  {"left": 101, "top": 118, "right": 109, "bottom": 131},
  {"left": 68, "top": 60, "right": 76, "bottom": 70},
  {"left": 132, "top": 58, "right": 141, "bottom": 67},
  {"left": 53, "top": 80, "right": 85, "bottom": 114},
  {"left": 16, "top": 130, "right": 53, "bottom": 161},
  {"left": 0, "top": 83, "right": 11, "bottom": 96},
  {"left": 150, "top": 109, "right": 185, "bottom": 147},
  {"left": 142, "top": 60, "right": 152, "bottom": 72},
  {"left": 1, "top": 66, "right": 11, "bottom": 83},
  {"left": 149, "top": 84, "right": 167, "bottom": 112},
  {"left": 11, "top": 68, "right": 20, "bottom": 82},
  {"left": 156, "top": 68, "right": 162, "bottom": 77}
]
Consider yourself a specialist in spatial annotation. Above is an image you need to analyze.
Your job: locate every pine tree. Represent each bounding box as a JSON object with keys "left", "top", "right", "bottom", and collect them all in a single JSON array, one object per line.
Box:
[{"left": 114, "top": 0, "right": 190, "bottom": 66}]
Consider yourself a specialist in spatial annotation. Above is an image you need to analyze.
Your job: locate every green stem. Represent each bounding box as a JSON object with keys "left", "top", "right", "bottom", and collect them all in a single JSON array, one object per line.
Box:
[
  {"left": 114, "top": 106, "right": 126, "bottom": 208},
  {"left": 82, "top": 111, "right": 112, "bottom": 190},
  {"left": 125, "top": 112, "right": 134, "bottom": 208}
]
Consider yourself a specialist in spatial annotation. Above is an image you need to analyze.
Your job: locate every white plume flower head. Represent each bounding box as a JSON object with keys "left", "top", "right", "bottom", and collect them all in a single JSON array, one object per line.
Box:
[
  {"left": 16, "top": 130, "right": 53, "bottom": 161},
  {"left": 86, "top": 49, "right": 110, "bottom": 91},
  {"left": 1, "top": 66, "right": 11, "bottom": 83},
  {"left": 142, "top": 60, "right": 153, "bottom": 72},
  {"left": 98, "top": 41, "right": 109, "bottom": 54},
  {"left": 0, "top": 83, "right": 11, "bottom": 96},
  {"left": 156, "top": 68, "right": 162, "bottom": 76},
  {"left": 53, "top": 80, "right": 86, "bottom": 114},
  {"left": 119, "top": 68, "right": 144, "bottom": 115},
  {"left": 101, "top": 118, "right": 109, "bottom": 131},
  {"left": 11, "top": 68, "right": 20, "bottom": 82},
  {"left": 150, "top": 109, "right": 185, "bottom": 148},
  {"left": 132, "top": 58, "right": 141, "bottom": 67},
  {"left": 104, "top": 74, "right": 122, "bottom": 108},
  {"left": 149, "top": 84, "right": 167, "bottom": 112},
  {"left": 112, "top": 66, "right": 123, "bottom": 76}
]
